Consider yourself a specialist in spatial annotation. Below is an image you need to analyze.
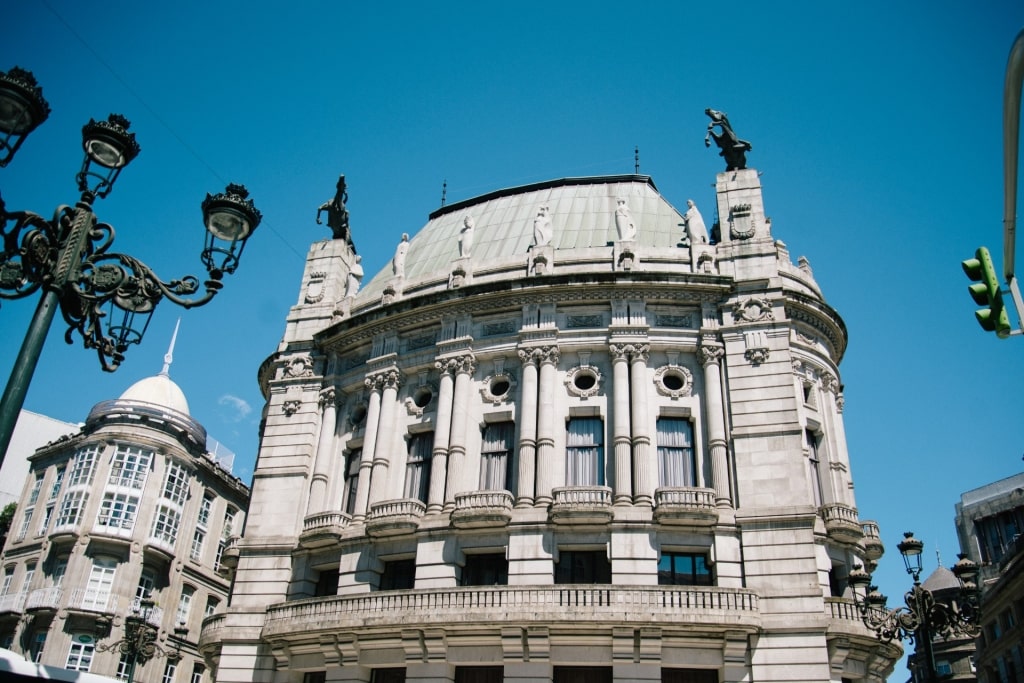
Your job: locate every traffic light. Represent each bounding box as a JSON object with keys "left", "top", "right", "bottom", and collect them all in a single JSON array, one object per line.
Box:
[{"left": 961, "top": 246, "right": 1011, "bottom": 338}]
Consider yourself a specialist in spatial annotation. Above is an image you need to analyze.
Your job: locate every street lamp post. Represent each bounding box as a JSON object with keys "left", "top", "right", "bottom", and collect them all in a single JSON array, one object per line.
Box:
[
  {"left": 95, "top": 599, "right": 189, "bottom": 683},
  {"left": 849, "top": 531, "right": 981, "bottom": 683},
  {"left": 0, "top": 66, "right": 261, "bottom": 465}
]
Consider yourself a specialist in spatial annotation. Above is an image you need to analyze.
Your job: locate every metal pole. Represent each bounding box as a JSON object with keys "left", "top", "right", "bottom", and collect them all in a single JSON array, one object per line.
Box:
[
  {"left": 1003, "top": 28, "right": 1023, "bottom": 281},
  {"left": 0, "top": 288, "right": 60, "bottom": 465}
]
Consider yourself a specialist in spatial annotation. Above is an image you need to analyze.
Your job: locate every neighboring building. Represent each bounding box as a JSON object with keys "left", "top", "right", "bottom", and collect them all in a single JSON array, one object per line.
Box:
[
  {"left": 201, "top": 168, "right": 900, "bottom": 682},
  {"left": 905, "top": 566, "right": 978, "bottom": 682},
  {"left": 955, "top": 473, "right": 1024, "bottom": 683},
  {"left": 1, "top": 411, "right": 79, "bottom": 509},
  {"left": 0, "top": 361, "right": 249, "bottom": 682}
]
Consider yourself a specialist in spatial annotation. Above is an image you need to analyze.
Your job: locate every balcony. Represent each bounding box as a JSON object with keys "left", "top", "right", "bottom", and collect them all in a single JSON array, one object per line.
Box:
[
  {"left": 128, "top": 597, "right": 164, "bottom": 627},
  {"left": 0, "top": 591, "right": 26, "bottom": 615},
  {"left": 550, "top": 486, "right": 614, "bottom": 524},
  {"left": 366, "top": 499, "right": 425, "bottom": 537},
  {"left": 451, "top": 490, "right": 514, "bottom": 529},
  {"left": 25, "top": 587, "right": 62, "bottom": 611},
  {"left": 820, "top": 503, "right": 864, "bottom": 544},
  {"left": 653, "top": 487, "right": 718, "bottom": 526},
  {"left": 145, "top": 534, "right": 177, "bottom": 560},
  {"left": 220, "top": 535, "right": 241, "bottom": 567},
  {"left": 67, "top": 588, "right": 116, "bottom": 615},
  {"left": 262, "top": 585, "right": 760, "bottom": 641},
  {"left": 860, "top": 520, "right": 884, "bottom": 561},
  {"left": 299, "top": 513, "right": 351, "bottom": 548}
]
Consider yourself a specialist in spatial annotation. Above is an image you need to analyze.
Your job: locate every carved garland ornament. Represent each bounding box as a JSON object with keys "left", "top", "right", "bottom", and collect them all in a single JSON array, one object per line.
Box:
[
  {"left": 282, "top": 354, "right": 316, "bottom": 379},
  {"left": 565, "top": 365, "right": 602, "bottom": 398},
  {"left": 732, "top": 297, "right": 774, "bottom": 323},
  {"left": 654, "top": 365, "right": 694, "bottom": 398},
  {"left": 480, "top": 372, "right": 517, "bottom": 405}
]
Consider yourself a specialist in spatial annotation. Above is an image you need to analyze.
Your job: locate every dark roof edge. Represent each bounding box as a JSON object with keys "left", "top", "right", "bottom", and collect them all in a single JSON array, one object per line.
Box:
[{"left": 428, "top": 174, "right": 658, "bottom": 220}]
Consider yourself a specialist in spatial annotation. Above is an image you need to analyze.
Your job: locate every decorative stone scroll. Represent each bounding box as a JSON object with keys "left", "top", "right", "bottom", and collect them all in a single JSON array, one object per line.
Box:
[
  {"left": 732, "top": 297, "right": 774, "bottom": 323},
  {"left": 281, "top": 354, "right": 316, "bottom": 379}
]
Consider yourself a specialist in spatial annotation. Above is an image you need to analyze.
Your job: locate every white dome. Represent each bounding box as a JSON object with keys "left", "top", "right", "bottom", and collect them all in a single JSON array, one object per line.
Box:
[{"left": 118, "top": 372, "right": 190, "bottom": 415}]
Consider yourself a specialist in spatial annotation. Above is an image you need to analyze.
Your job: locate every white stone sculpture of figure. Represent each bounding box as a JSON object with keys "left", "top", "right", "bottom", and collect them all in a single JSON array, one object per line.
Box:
[
  {"left": 346, "top": 255, "right": 364, "bottom": 298},
  {"left": 532, "top": 205, "right": 552, "bottom": 247},
  {"left": 683, "top": 199, "right": 709, "bottom": 244},
  {"left": 614, "top": 198, "right": 636, "bottom": 241},
  {"left": 459, "top": 216, "right": 475, "bottom": 257},
  {"left": 392, "top": 233, "right": 409, "bottom": 277}
]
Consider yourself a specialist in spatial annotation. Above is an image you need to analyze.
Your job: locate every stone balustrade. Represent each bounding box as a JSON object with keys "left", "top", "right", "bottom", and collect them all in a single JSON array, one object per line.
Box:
[
  {"left": 26, "top": 586, "right": 62, "bottom": 611},
  {"left": 0, "top": 591, "right": 26, "bottom": 614},
  {"left": 451, "top": 490, "right": 514, "bottom": 528},
  {"left": 820, "top": 503, "right": 864, "bottom": 544},
  {"left": 68, "top": 588, "right": 116, "bottom": 613},
  {"left": 550, "top": 486, "right": 614, "bottom": 524},
  {"left": 366, "top": 498, "right": 426, "bottom": 537},
  {"left": 299, "top": 512, "right": 352, "bottom": 548},
  {"left": 653, "top": 487, "right": 718, "bottom": 526},
  {"left": 262, "top": 584, "right": 760, "bottom": 639}
]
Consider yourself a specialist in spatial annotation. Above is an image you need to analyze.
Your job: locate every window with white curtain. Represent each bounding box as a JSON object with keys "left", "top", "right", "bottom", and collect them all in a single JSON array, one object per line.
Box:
[
  {"left": 404, "top": 433, "right": 433, "bottom": 503},
  {"left": 806, "top": 429, "right": 824, "bottom": 507},
  {"left": 657, "top": 418, "right": 696, "bottom": 487},
  {"left": 566, "top": 418, "right": 604, "bottom": 486},
  {"left": 343, "top": 449, "right": 361, "bottom": 514},
  {"left": 479, "top": 422, "right": 514, "bottom": 490}
]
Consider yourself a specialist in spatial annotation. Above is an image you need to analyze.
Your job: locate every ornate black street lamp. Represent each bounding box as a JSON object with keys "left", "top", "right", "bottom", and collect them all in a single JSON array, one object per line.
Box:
[
  {"left": 0, "top": 66, "right": 261, "bottom": 465},
  {"left": 95, "top": 599, "right": 188, "bottom": 683},
  {"left": 849, "top": 531, "right": 981, "bottom": 683}
]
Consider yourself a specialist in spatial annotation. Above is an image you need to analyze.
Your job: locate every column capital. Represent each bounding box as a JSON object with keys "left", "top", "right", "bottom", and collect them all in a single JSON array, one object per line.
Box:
[
  {"left": 318, "top": 387, "right": 339, "bottom": 409},
  {"left": 699, "top": 342, "right": 725, "bottom": 367},
  {"left": 365, "top": 368, "right": 402, "bottom": 391},
  {"left": 518, "top": 344, "right": 559, "bottom": 366}
]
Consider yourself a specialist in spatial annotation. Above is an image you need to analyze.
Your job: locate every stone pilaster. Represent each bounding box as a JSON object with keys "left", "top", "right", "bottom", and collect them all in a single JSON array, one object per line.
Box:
[
  {"left": 443, "top": 354, "right": 476, "bottom": 509},
  {"left": 700, "top": 339, "right": 732, "bottom": 507},
  {"left": 609, "top": 343, "right": 633, "bottom": 505},
  {"left": 426, "top": 360, "right": 456, "bottom": 513},
  {"left": 369, "top": 369, "right": 401, "bottom": 502},
  {"left": 305, "top": 387, "right": 338, "bottom": 515},
  {"left": 352, "top": 377, "right": 382, "bottom": 521},
  {"left": 629, "top": 343, "right": 654, "bottom": 506},
  {"left": 515, "top": 349, "right": 540, "bottom": 507},
  {"left": 533, "top": 346, "right": 560, "bottom": 506}
]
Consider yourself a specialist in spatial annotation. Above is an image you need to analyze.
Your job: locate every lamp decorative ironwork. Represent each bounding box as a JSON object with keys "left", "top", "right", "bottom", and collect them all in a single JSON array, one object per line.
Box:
[
  {"left": 0, "top": 66, "right": 261, "bottom": 464},
  {"left": 849, "top": 531, "right": 981, "bottom": 682},
  {"left": 95, "top": 599, "right": 189, "bottom": 683}
]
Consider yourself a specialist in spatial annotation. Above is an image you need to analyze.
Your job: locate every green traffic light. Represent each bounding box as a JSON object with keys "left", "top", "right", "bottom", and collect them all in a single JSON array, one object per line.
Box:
[{"left": 961, "top": 246, "right": 1011, "bottom": 338}]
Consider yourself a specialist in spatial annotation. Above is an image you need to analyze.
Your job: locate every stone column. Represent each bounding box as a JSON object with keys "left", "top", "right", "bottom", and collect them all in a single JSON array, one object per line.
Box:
[
  {"left": 533, "top": 345, "right": 560, "bottom": 506},
  {"left": 444, "top": 354, "right": 476, "bottom": 509},
  {"left": 353, "top": 376, "right": 383, "bottom": 521},
  {"left": 608, "top": 343, "right": 633, "bottom": 505},
  {"left": 700, "top": 340, "right": 731, "bottom": 507},
  {"left": 306, "top": 387, "right": 337, "bottom": 515},
  {"left": 369, "top": 369, "right": 402, "bottom": 503},
  {"left": 630, "top": 343, "right": 654, "bottom": 506},
  {"left": 515, "top": 348, "right": 540, "bottom": 507},
  {"left": 426, "top": 359, "right": 456, "bottom": 513}
]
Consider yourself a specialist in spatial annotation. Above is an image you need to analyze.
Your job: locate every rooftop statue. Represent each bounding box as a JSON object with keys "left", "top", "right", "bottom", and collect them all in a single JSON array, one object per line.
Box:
[
  {"left": 704, "top": 108, "right": 752, "bottom": 171},
  {"left": 317, "top": 174, "right": 354, "bottom": 247}
]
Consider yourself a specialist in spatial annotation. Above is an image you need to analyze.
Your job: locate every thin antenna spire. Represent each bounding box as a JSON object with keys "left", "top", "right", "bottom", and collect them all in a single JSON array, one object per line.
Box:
[
  {"left": 160, "top": 317, "right": 181, "bottom": 377},
  {"left": 441, "top": 179, "right": 447, "bottom": 207},
  {"left": 936, "top": 544, "right": 942, "bottom": 569},
  {"left": 634, "top": 146, "right": 640, "bottom": 174}
]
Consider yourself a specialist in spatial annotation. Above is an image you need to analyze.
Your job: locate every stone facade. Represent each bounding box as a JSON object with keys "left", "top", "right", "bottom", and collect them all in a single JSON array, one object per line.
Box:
[
  {"left": 0, "top": 372, "right": 249, "bottom": 682},
  {"left": 201, "top": 170, "right": 900, "bottom": 683}
]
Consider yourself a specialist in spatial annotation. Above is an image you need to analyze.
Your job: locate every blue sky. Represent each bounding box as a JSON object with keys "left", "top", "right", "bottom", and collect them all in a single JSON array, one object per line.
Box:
[{"left": 4, "top": 1, "right": 1024, "bottom": 672}]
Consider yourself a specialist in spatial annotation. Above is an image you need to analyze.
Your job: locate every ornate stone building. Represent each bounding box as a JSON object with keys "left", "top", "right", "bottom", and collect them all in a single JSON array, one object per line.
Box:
[
  {"left": 201, "top": 168, "right": 899, "bottom": 682},
  {"left": 0, "top": 359, "right": 248, "bottom": 682}
]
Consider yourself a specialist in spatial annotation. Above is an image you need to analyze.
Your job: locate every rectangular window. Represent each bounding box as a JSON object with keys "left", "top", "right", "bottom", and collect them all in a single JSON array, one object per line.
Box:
[
  {"left": 1, "top": 566, "right": 13, "bottom": 595},
  {"left": 661, "top": 669, "right": 718, "bottom": 683},
  {"left": 555, "top": 550, "right": 611, "bottom": 584},
  {"left": 370, "top": 670, "right": 406, "bottom": 683},
  {"left": 66, "top": 640, "right": 95, "bottom": 671},
  {"left": 657, "top": 418, "right": 696, "bottom": 487},
  {"left": 30, "top": 631, "right": 46, "bottom": 663},
  {"left": 162, "top": 461, "right": 190, "bottom": 506},
  {"left": 379, "top": 559, "right": 415, "bottom": 591},
  {"left": 108, "top": 446, "right": 153, "bottom": 489},
  {"left": 190, "top": 527, "right": 205, "bottom": 562},
  {"left": 214, "top": 538, "right": 227, "bottom": 573},
  {"left": 37, "top": 504, "right": 54, "bottom": 536},
  {"left": 205, "top": 596, "right": 220, "bottom": 617},
  {"left": 806, "top": 429, "right": 824, "bottom": 507},
  {"left": 176, "top": 585, "right": 194, "bottom": 626},
  {"left": 52, "top": 559, "right": 67, "bottom": 587},
  {"left": 461, "top": 554, "right": 509, "bottom": 586},
  {"left": 162, "top": 659, "right": 177, "bottom": 683},
  {"left": 151, "top": 504, "right": 182, "bottom": 546},
  {"left": 403, "top": 432, "right": 433, "bottom": 503},
  {"left": 191, "top": 662, "right": 206, "bottom": 683},
  {"left": 49, "top": 465, "right": 66, "bottom": 500},
  {"left": 56, "top": 491, "right": 89, "bottom": 529},
  {"left": 303, "top": 674, "right": 326, "bottom": 683},
  {"left": 83, "top": 558, "right": 116, "bottom": 610},
  {"left": 117, "top": 652, "right": 132, "bottom": 681},
  {"left": 315, "top": 568, "right": 340, "bottom": 597},
  {"left": 17, "top": 506, "right": 33, "bottom": 541},
  {"left": 455, "top": 667, "right": 504, "bottom": 683},
  {"left": 197, "top": 492, "right": 213, "bottom": 527},
  {"left": 28, "top": 473, "right": 44, "bottom": 505},
  {"left": 566, "top": 418, "right": 604, "bottom": 486},
  {"left": 136, "top": 569, "right": 155, "bottom": 600},
  {"left": 96, "top": 492, "right": 140, "bottom": 531},
  {"left": 22, "top": 563, "right": 36, "bottom": 592},
  {"left": 658, "top": 552, "right": 713, "bottom": 586},
  {"left": 343, "top": 449, "right": 361, "bottom": 514},
  {"left": 480, "top": 422, "right": 514, "bottom": 490},
  {"left": 68, "top": 445, "right": 100, "bottom": 487},
  {"left": 553, "top": 667, "right": 612, "bottom": 683}
]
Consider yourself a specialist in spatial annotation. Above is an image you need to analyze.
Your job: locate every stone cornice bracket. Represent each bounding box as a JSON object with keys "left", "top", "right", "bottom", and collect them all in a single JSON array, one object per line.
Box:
[
  {"left": 698, "top": 340, "right": 725, "bottom": 367},
  {"left": 269, "top": 640, "right": 291, "bottom": 669},
  {"left": 732, "top": 296, "right": 774, "bottom": 324},
  {"left": 319, "top": 632, "right": 359, "bottom": 667},
  {"left": 742, "top": 330, "right": 770, "bottom": 366}
]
